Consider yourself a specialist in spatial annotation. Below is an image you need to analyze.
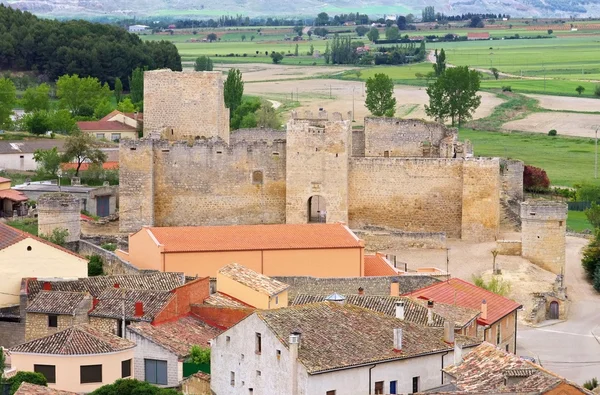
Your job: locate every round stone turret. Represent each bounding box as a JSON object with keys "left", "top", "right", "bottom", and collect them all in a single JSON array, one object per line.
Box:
[{"left": 37, "top": 193, "right": 80, "bottom": 243}]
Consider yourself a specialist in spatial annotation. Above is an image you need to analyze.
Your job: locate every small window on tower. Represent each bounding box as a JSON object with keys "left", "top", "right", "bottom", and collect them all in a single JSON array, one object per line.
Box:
[{"left": 252, "top": 170, "right": 263, "bottom": 185}]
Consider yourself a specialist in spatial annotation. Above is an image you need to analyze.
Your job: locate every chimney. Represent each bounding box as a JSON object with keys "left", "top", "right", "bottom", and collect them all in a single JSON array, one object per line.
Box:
[
  {"left": 358, "top": 287, "right": 364, "bottom": 296},
  {"left": 42, "top": 282, "right": 52, "bottom": 291},
  {"left": 390, "top": 280, "right": 400, "bottom": 296},
  {"left": 427, "top": 300, "right": 434, "bottom": 325},
  {"left": 481, "top": 299, "right": 488, "bottom": 321},
  {"left": 114, "top": 283, "right": 120, "bottom": 288},
  {"left": 289, "top": 332, "right": 301, "bottom": 395},
  {"left": 443, "top": 320, "right": 455, "bottom": 344},
  {"left": 454, "top": 342, "right": 463, "bottom": 365},
  {"left": 92, "top": 298, "right": 99, "bottom": 309},
  {"left": 393, "top": 328, "right": 402, "bottom": 351},
  {"left": 395, "top": 300, "right": 405, "bottom": 320},
  {"left": 135, "top": 301, "right": 144, "bottom": 317}
]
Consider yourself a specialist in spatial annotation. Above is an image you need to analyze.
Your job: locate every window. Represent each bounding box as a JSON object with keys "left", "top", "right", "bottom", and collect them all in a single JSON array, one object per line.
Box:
[
  {"left": 375, "top": 381, "right": 384, "bottom": 394},
  {"left": 412, "top": 377, "right": 420, "bottom": 394},
  {"left": 48, "top": 315, "right": 58, "bottom": 328},
  {"left": 34, "top": 365, "right": 56, "bottom": 384},
  {"left": 111, "top": 133, "right": 121, "bottom": 142},
  {"left": 80, "top": 364, "right": 103, "bottom": 384},
  {"left": 96, "top": 133, "right": 106, "bottom": 139},
  {"left": 390, "top": 380, "right": 397, "bottom": 394},
  {"left": 121, "top": 359, "right": 132, "bottom": 378},
  {"left": 145, "top": 359, "right": 167, "bottom": 385},
  {"left": 255, "top": 333, "right": 262, "bottom": 354},
  {"left": 226, "top": 336, "right": 231, "bottom": 343},
  {"left": 497, "top": 324, "right": 501, "bottom": 345},
  {"left": 230, "top": 371, "right": 235, "bottom": 386},
  {"left": 275, "top": 296, "right": 279, "bottom": 305},
  {"left": 384, "top": 150, "right": 390, "bottom": 157},
  {"left": 256, "top": 370, "right": 261, "bottom": 376},
  {"left": 276, "top": 349, "right": 281, "bottom": 360},
  {"left": 326, "top": 391, "right": 336, "bottom": 395},
  {"left": 252, "top": 170, "right": 263, "bottom": 184},
  {"left": 505, "top": 344, "right": 510, "bottom": 352}
]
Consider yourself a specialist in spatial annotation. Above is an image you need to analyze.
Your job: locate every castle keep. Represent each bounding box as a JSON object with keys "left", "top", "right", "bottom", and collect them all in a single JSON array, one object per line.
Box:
[{"left": 120, "top": 70, "right": 522, "bottom": 241}]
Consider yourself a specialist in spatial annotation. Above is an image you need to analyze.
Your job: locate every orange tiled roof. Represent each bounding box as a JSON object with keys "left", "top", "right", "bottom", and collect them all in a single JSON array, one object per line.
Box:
[
  {"left": 0, "top": 189, "right": 28, "bottom": 202},
  {"left": 403, "top": 278, "right": 522, "bottom": 326},
  {"left": 0, "top": 223, "right": 85, "bottom": 260},
  {"left": 0, "top": 176, "right": 11, "bottom": 183},
  {"left": 364, "top": 254, "right": 397, "bottom": 276},
  {"left": 145, "top": 223, "right": 363, "bottom": 253},
  {"left": 61, "top": 162, "right": 119, "bottom": 171}
]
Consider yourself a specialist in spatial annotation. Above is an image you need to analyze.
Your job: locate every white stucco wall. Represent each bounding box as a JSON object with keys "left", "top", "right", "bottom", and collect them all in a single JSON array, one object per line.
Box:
[
  {"left": 0, "top": 153, "right": 37, "bottom": 171},
  {"left": 211, "top": 314, "right": 465, "bottom": 395}
]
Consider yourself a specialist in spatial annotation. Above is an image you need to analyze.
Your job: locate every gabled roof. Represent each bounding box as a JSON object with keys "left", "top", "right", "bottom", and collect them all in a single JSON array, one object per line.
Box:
[
  {"left": 26, "top": 291, "right": 89, "bottom": 315},
  {"left": 410, "top": 298, "right": 480, "bottom": 328},
  {"left": 0, "top": 189, "right": 28, "bottom": 202},
  {"left": 364, "top": 254, "right": 398, "bottom": 276},
  {"left": 204, "top": 292, "right": 251, "bottom": 308},
  {"left": 0, "top": 176, "right": 11, "bottom": 183},
  {"left": 0, "top": 223, "right": 85, "bottom": 260},
  {"left": 128, "top": 315, "right": 222, "bottom": 358},
  {"left": 76, "top": 120, "right": 136, "bottom": 132},
  {"left": 291, "top": 294, "right": 446, "bottom": 327},
  {"left": 442, "top": 342, "right": 590, "bottom": 394},
  {"left": 10, "top": 324, "right": 135, "bottom": 355},
  {"left": 256, "top": 302, "right": 480, "bottom": 374},
  {"left": 143, "top": 223, "right": 363, "bottom": 253},
  {"left": 15, "top": 383, "right": 77, "bottom": 395},
  {"left": 0, "top": 140, "right": 67, "bottom": 155},
  {"left": 404, "top": 278, "right": 521, "bottom": 326},
  {"left": 218, "top": 263, "right": 289, "bottom": 296},
  {"left": 89, "top": 288, "right": 174, "bottom": 322}
]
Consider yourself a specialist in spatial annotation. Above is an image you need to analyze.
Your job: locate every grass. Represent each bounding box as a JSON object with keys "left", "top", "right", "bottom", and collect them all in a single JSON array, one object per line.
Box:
[
  {"left": 567, "top": 210, "right": 593, "bottom": 233},
  {"left": 468, "top": 92, "right": 540, "bottom": 131},
  {"left": 459, "top": 128, "right": 600, "bottom": 188},
  {"left": 7, "top": 218, "right": 38, "bottom": 236},
  {"left": 481, "top": 78, "right": 600, "bottom": 97}
]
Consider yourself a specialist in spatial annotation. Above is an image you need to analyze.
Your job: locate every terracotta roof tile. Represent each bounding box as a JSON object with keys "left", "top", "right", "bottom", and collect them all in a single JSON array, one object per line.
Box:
[
  {"left": 257, "top": 302, "right": 481, "bottom": 374},
  {"left": 404, "top": 278, "right": 521, "bottom": 326},
  {"left": 0, "top": 140, "right": 67, "bottom": 155},
  {"left": 145, "top": 223, "right": 363, "bottom": 252},
  {"left": 410, "top": 298, "right": 480, "bottom": 328},
  {"left": 27, "top": 291, "right": 89, "bottom": 315},
  {"left": 14, "top": 383, "right": 77, "bottom": 395},
  {"left": 10, "top": 324, "right": 135, "bottom": 355},
  {"left": 89, "top": 288, "right": 174, "bottom": 322},
  {"left": 0, "top": 176, "right": 11, "bottom": 183},
  {"left": 0, "top": 223, "right": 85, "bottom": 260},
  {"left": 218, "top": 263, "right": 289, "bottom": 296},
  {"left": 364, "top": 254, "right": 398, "bottom": 276},
  {"left": 128, "top": 316, "right": 222, "bottom": 358},
  {"left": 0, "top": 189, "right": 28, "bottom": 202},
  {"left": 204, "top": 292, "right": 251, "bottom": 308}
]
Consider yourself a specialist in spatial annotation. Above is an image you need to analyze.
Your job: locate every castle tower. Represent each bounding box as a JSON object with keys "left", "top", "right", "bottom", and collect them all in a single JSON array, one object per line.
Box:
[
  {"left": 143, "top": 70, "right": 230, "bottom": 143},
  {"left": 285, "top": 111, "right": 352, "bottom": 224},
  {"left": 520, "top": 200, "right": 568, "bottom": 275},
  {"left": 37, "top": 193, "right": 80, "bottom": 242}
]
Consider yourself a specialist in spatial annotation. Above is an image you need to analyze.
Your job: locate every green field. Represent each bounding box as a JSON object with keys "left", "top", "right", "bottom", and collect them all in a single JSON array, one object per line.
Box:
[
  {"left": 459, "top": 128, "right": 600, "bottom": 188},
  {"left": 567, "top": 210, "right": 593, "bottom": 233}
]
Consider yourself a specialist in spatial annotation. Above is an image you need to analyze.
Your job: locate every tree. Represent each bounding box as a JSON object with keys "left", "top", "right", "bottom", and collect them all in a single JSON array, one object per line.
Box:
[
  {"left": 308, "top": 44, "right": 314, "bottom": 55},
  {"left": 207, "top": 33, "right": 217, "bottom": 42},
  {"left": 523, "top": 165, "right": 550, "bottom": 192},
  {"left": 355, "top": 26, "right": 369, "bottom": 36},
  {"left": 257, "top": 100, "right": 281, "bottom": 128},
  {"left": 365, "top": 73, "right": 396, "bottom": 117},
  {"left": 307, "top": 31, "right": 312, "bottom": 39},
  {"left": 433, "top": 48, "right": 446, "bottom": 76},
  {"left": 324, "top": 42, "right": 330, "bottom": 64},
  {"left": 241, "top": 34, "right": 246, "bottom": 41},
  {"left": 93, "top": 99, "right": 114, "bottom": 120},
  {"left": 490, "top": 67, "right": 500, "bottom": 80},
  {"left": 40, "top": 228, "right": 69, "bottom": 246},
  {"left": 0, "top": 346, "right": 5, "bottom": 384},
  {"left": 117, "top": 97, "right": 137, "bottom": 113},
  {"left": 189, "top": 345, "right": 211, "bottom": 365},
  {"left": 7, "top": 371, "right": 47, "bottom": 395},
  {"left": 595, "top": 84, "right": 600, "bottom": 97},
  {"left": 405, "top": 13, "right": 415, "bottom": 23},
  {"left": 129, "top": 67, "right": 145, "bottom": 108},
  {"left": 367, "top": 27, "right": 380, "bottom": 42},
  {"left": 90, "top": 379, "right": 179, "bottom": 395},
  {"left": 194, "top": 55, "right": 214, "bottom": 71},
  {"left": 270, "top": 52, "right": 284, "bottom": 64},
  {"left": 576, "top": 85, "right": 585, "bottom": 95},
  {"left": 224, "top": 68, "right": 244, "bottom": 119},
  {"left": 425, "top": 66, "right": 482, "bottom": 126},
  {"left": 22, "top": 111, "right": 51, "bottom": 135},
  {"left": 88, "top": 255, "right": 104, "bottom": 276},
  {"left": 385, "top": 26, "right": 400, "bottom": 41},
  {"left": 294, "top": 43, "right": 299, "bottom": 56},
  {"left": 49, "top": 109, "right": 77, "bottom": 134},
  {"left": 62, "top": 131, "right": 107, "bottom": 176},
  {"left": 56, "top": 75, "right": 111, "bottom": 116},
  {"left": 585, "top": 203, "right": 600, "bottom": 229},
  {"left": 470, "top": 15, "right": 484, "bottom": 28},
  {"left": 114, "top": 77, "right": 123, "bottom": 104},
  {"left": 584, "top": 378, "right": 599, "bottom": 391},
  {"left": 422, "top": 6, "right": 436, "bottom": 22},
  {"left": 22, "top": 83, "right": 50, "bottom": 112},
  {"left": 396, "top": 16, "right": 407, "bottom": 30},
  {"left": 582, "top": 233, "right": 600, "bottom": 281},
  {"left": 316, "top": 12, "right": 329, "bottom": 26},
  {"left": 251, "top": 35, "right": 255, "bottom": 41},
  {"left": 33, "top": 147, "right": 61, "bottom": 176},
  {"left": 547, "top": 29, "right": 553, "bottom": 35},
  {"left": 0, "top": 77, "right": 16, "bottom": 128},
  {"left": 293, "top": 26, "right": 303, "bottom": 36}
]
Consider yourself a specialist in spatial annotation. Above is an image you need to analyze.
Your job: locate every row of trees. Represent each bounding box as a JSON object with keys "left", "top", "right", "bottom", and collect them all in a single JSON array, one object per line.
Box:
[{"left": 0, "top": 5, "right": 181, "bottom": 88}]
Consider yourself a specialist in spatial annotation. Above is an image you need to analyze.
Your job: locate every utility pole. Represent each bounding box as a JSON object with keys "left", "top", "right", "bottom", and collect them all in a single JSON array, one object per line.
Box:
[{"left": 352, "top": 87, "right": 355, "bottom": 122}]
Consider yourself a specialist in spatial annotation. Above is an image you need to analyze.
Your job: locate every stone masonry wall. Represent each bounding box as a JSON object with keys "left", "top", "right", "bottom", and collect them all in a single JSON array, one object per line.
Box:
[
  {"left": 286, "top": 117, "right": 351, "bottom": 224},
  {"left": 0, "top": 321, "right": 25, "bottom": 348},
  {"left": 352, "top": 129, "right": 365, "bottom": 157},
  {"left": 500, "top": 159, "right": 525, "bottom": 231},
  {"left": 89, "top": 316, "right": 119, "bottom": 336},
  {"left": 77, "top": 240, "right": 140, "bottom": 275},
  {"left": 152, "top": 138, "right": 286, "bottom": 227},
  {"left": 144, "top": 70, "right": 229, "bottom": 143},
  {"left": 37, "top": 193, "right": 81, "bottom": 242},
  {"left": 25, "top": 313, "right": 74, "bottom": 341},
  {"left": 363, "top": 118, "right": 456, "bottom": 158},
  {"left": 461, "top": 158, "right": 501, "bottom": 242},
  {"left": 127, "top": 329, "right": 181, "bottom": 387},
  {"left": 348, "top": 158, "right": 464, "bottom": 238},
  {"left": 353, "top": 227, "right": 447, "bottom": 251}
]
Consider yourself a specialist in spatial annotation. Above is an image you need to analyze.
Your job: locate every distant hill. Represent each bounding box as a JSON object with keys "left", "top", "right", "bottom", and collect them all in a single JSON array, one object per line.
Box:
[{"left": 2, "top": 0, "right": 600, "bottom": 18}]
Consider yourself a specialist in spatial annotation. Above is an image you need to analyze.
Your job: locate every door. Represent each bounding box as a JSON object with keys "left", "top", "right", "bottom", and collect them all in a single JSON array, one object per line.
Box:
[
  {"left": 390, "top": 380, "right": 397, "bottom": 394},
  {"left": 549, "top": 301, "right": 559, "bottom": 319},
  {"left": 97, "top": 196, "right": 110, "bottom": 217},
  {"left": 375, "top": 381, "right": 384, "bottom": 394}
]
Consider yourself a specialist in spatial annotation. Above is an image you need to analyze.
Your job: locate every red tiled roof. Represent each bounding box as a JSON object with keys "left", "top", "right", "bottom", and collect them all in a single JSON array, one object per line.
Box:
[
  {"left": 0, "top": 223, "right": 85, "bottom": 260},
  {"left": 0, "top": 189, "right": 28, "bottom": 202},
  {"left": 146, "top": 224, "right": 363, "bottom": 253},
  {"left": 364, "top": 254, "right": 397, "bottom": 276},
  {"left": 0, "top": 177, "right": 11, "bottom": 183},
  {"left": 403, "top": 278, "right": 521, "bottom": 326},
  {"left": 61, "top": 162, "right": 119, "bottom": 171},
  {"left": 77, "top": 120, "right": 136, "bottom": 132}
]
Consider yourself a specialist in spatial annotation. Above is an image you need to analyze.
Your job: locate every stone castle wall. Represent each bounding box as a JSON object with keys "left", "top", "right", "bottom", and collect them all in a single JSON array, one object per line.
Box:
[
  {"left": 37, "top": 193, "right": 81, "bottom": 242},
  {"left": 144, "top": 70, "right": 229, "bottom": 143},
  {"left": 500, "top": 159, "right": 525, "bottom": 230},
  {"left": 363, "top": 118, "right": 456, "bottom": 158}
]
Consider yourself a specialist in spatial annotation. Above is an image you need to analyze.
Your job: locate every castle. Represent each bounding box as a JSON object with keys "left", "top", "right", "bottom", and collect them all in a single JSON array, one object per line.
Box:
[{"left": 120, "top": 70, "right": 523, "bottom": 242}]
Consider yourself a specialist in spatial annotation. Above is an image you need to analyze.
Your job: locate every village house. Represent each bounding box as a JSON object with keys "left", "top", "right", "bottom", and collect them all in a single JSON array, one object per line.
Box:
[
  {"left": 117, "top": 223, "right": 367, "bottom": 278},
  {"left": 10, "top": 324, "right": 135, "bottom": 393},
  {"left": 77, "top": 111, "right": 142, "bottom": 141},
  {"left": 211, "top": 302, "right": 480, "bottom": 395},
  {"left": 405, "top": 278, "right": 522, "bottom": 353},
  {"left": 0, "top": 176, "right": 28, "bottom": 218},
  {"left": 428, "top": 342, "right": 590, "bottom": 394},
  {"left": 0, "top": 140, "right": 67, "bottom": 171}
]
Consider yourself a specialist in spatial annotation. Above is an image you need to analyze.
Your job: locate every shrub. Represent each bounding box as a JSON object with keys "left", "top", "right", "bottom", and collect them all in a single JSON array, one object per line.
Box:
[
  {"left": 101, "top": 243, "right": 117, "bottom": 252},
  {"left": 576, "top": 183, "right": 600, "bottom": 202},
  {"left": 523, "top": 165, "right": 550, "bottom": 192},
  {"left": 189, "top": 345, "right": 211, "bottom": 364},
  {"left": 595, "top": 84, "right": 600, "bottom": 97},
  {"left": 472, "top": 275, "right": 512, "bottom": 296},
  {"left": 8, "top": 371, "right": 47, "bottom": 394},
  {"left": 552, "top": 187, "right": 576, "bottom": 200},
  {"left": 585, "top": 203, "right": 600, "bottom": 229},
  {"left": 40, "top": 227, "right": 69, "bottom": 246},
  {"left": 501, "top": 86, "right": 512, "bottom": 92},
  {"left": 582, "top": 233, "right": 600, "bottom": 280},
  {"left": 88, "top": 255, "right": 104, "bottom": 276},
  {"left": 90, "top": 379, "right": 179, "bottom": 394},
  {"left": 583, "top": 377, "right": 598, "bottom": 390},
  {"left": 548, "top": 129, "right": 557, "bottom": 136}
]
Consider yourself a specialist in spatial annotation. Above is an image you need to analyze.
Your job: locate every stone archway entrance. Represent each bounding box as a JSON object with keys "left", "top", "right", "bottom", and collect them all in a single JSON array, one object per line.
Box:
[
  {"left": 308, "top": 195, "right": 326, "bottom": 223},
  {"left": 549, "top": 301, "right": 559, "bottom": 319}
]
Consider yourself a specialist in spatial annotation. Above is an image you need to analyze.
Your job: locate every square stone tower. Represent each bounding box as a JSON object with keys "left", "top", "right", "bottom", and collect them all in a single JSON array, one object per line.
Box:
[
  {"left": 143, "top": 70, "right": 230, "bottom": 143},
  {"left": 520, "top": 200, "right": 568, "bottom": 275},
  {"left": 285, "top": 111, "right": 352, "bottom": 224}
]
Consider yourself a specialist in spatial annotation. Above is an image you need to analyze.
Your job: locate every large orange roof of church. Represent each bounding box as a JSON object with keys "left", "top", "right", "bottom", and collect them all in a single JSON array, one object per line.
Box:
[{"left": 145, "top": 224, "right": 363, "bottom": 252}]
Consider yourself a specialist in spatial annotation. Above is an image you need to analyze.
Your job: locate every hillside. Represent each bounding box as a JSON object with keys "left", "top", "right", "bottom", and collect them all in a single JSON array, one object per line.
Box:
[{"left": 2, "top": 0, "right": 600, "bottom": 18}]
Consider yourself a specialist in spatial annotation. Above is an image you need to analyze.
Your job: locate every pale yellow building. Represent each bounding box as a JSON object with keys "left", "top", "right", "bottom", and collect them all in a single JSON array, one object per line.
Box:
[
  {"left": 10, "top": 324, "right": 135, "bottom": 393},
  {"left": 0, "top": 223, "right": 88, "bottom": 307},
  {"left": 216, "top": 263, "right": 289, "bottom": 309}
]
